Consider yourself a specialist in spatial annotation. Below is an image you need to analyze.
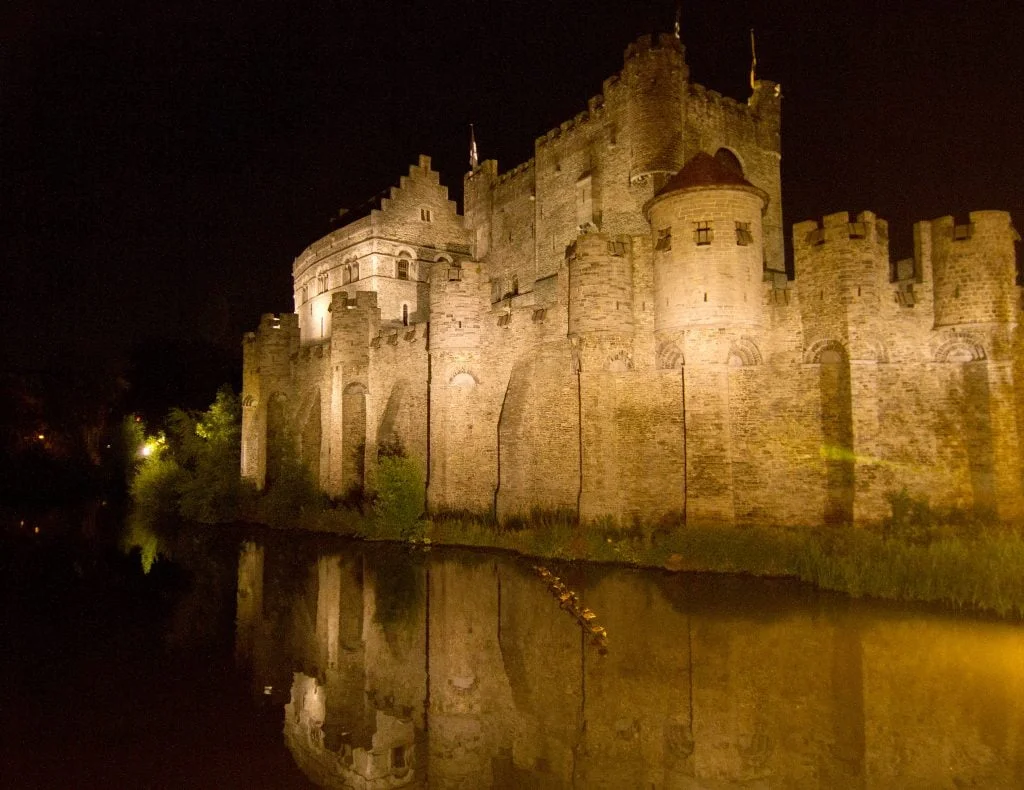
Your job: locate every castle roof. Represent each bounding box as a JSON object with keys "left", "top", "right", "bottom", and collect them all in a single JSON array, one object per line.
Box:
[
  {"left": 644, "top": 152, "right": 768, "bottom": 220},
  {"left": 655, "top": 152, "right": 754, "bottom": 196}
]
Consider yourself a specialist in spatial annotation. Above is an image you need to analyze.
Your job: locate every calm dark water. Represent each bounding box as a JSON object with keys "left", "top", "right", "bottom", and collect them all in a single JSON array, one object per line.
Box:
[{"left": 5, "top": 510, "right": 1024, "bottom": 788}]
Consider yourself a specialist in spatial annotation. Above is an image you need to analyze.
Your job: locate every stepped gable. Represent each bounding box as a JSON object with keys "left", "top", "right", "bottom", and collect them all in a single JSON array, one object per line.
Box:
[{"left": 655, "top": 151, "right": 754, "bottom": 196}]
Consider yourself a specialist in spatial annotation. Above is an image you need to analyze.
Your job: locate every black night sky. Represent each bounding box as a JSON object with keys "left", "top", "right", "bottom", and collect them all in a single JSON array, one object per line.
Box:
[{"left": 4, "top": 0, "right": 1022, "bottom": 378}]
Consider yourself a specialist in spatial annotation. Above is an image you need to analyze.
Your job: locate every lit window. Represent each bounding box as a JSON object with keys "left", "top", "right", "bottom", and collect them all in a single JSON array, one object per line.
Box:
[
  {"left": 735, "top": 221, "right": 753, "bottom": 246},
  {"left": 694, "top": 221, "right": 713, "bottom": 246},
  {"left": 397, "top": 259, "right": 409, "bottom": 280},
  {"left": 655, "top": 228, "right": 672, "bottom": 251},
  {"left": 421, "top": 208, "right": 432, "bottom": 222}
]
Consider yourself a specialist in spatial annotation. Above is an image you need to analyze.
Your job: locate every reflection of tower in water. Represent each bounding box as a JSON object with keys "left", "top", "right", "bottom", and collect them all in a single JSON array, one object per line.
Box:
[{"left": 237, "top": 539, "right": 1024, "bottom": 788}]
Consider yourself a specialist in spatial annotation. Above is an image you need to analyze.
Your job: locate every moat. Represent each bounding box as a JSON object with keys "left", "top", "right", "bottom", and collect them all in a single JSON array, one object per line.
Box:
[{"left": 5, "top": 509, "right": 1024, "bottom": 788}]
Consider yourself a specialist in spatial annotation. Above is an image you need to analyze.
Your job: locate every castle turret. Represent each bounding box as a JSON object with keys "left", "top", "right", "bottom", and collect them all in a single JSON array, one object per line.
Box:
[
  {"left": 925, "top": 211, "right": 1020, "bottom": 328},
  {"left": 428, "top": 258, "right": 483, "bottom": 352},
  {"left": 644, "top": 152, "right": 767, "bottom": 334},
  {"left": 622, "top": 34, "right": 688, "bottom": 190},
  {"left": 567, "top": 233, "right": 635, "bottom": 337},
  {"left": 792, "top": 211, "right": 893, "bottom": 359},
  {"left": 241, "top": 312, "right": 300, "bottom": 490}
]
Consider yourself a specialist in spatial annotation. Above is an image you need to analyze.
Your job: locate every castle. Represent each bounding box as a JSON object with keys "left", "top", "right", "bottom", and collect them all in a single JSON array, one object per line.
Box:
[{"left": 241, "top": 33, "right": 1023, "bottom": 527}]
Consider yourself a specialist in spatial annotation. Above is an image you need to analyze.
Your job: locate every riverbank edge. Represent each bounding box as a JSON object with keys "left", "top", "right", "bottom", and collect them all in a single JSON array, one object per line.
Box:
[{"left": 250, "top": 506, "right": 1024, "bottom": 621}]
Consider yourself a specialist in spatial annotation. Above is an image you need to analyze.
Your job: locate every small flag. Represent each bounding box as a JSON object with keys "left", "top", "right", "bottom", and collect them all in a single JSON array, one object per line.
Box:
[{"left": 469, "top": 124, "right": 479, "bottom": 169}]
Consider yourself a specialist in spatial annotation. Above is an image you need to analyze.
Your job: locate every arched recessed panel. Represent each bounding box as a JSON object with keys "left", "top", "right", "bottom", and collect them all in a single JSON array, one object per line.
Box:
[
  {"left": 727, "top": 337, "right": 763, "bottom": 367},
  {"left": 300, "top": 389, "right": 321, "bottom": 484},
  {"left": 265, "top": 392, "right": 288, "bottom": 488},
  {"left": 714, "top": 147, "right": 744, "bottom": 177},
  {"left": 449, "top": 372, "right": 478, "bottom": 387}
]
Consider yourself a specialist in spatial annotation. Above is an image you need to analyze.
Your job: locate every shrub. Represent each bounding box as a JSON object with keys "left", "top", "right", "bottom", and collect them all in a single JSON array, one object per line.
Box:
[{"left": 372, "top": 453, "right": 425, "bottom": 540}]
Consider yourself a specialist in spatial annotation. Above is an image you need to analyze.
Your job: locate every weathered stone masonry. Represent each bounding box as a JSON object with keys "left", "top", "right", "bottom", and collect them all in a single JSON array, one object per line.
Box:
[{"left": 242, "top": 33, "right": 1023, "bottom": 527}]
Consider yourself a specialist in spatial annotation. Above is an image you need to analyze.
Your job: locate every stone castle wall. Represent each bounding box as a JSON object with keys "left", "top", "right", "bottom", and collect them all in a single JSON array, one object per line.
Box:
[{"left": 242, "top": 34, "right": 1024, "bottom": 528}]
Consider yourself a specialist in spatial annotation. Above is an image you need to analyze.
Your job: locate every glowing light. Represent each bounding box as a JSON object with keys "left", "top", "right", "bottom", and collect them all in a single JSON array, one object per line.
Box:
[
  {"left": 33, "top": 526, "right": 39, "bottom": 534},
  {"left": 139, "top": 434, "right": 166, "bottom": 458},
  {"left": 37, "top": 433, "right": 45, "bottom": 441}
]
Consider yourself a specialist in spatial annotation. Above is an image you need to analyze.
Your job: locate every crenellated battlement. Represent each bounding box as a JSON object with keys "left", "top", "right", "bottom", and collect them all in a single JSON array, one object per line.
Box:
[
  {"left": 536, "top": 108, "right": 602, "bottom": 149},
  {"left": 920, "top": 210, "right": 1020, "bottom": 328},
  {"left": 688, "top": 83, "right": 749, "bottom": 117},
  {"left": 793, "top": 211, "right": 890, "bottom": 254},
  {"left": 623, "top": 32, "right": 684, "bottom": 63},
  {"left": 494, "top": 158, "right": 535, "bottom": 185}
]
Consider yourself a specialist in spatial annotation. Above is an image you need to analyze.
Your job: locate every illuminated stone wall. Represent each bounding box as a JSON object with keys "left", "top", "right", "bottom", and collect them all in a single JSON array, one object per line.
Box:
[{"left": 242, "top": 33, "right": 1024, "bottom": 527}]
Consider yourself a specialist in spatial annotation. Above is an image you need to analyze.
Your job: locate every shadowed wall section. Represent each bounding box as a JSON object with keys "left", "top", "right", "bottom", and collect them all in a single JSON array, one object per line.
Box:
[{"left": 497, "top": 346, "right": 580, "bottom": 519}]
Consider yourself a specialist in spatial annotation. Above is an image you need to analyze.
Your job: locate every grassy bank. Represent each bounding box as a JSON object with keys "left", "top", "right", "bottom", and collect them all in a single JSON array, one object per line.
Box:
[{"left": 300, "top": 505, "right": 1024, "bottom": 621}]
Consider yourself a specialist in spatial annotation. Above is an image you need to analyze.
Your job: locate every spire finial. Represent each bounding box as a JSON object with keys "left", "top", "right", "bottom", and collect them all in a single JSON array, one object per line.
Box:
[
  {"left": 674, "top": 4, "right": 681, "bottom": 39},
  {"left": 469, "top": 124, "right": 479, "bottom": 170},
  {"left": 749, "top": 28, "right": 758, "bottom": 90}
]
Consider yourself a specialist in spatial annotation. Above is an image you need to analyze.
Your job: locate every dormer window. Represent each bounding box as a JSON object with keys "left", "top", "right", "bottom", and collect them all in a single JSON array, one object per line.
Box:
[
  {"left": 420, "top": 208, "right": 433, "bottom": 222},
  {"left": 694, "top": 221, "right": 713, "bottom": 246}
]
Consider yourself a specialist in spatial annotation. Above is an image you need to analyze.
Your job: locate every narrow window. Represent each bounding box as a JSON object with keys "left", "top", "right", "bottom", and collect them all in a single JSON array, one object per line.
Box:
[
  {"left": 655, "top": 228, "right": 672, "bottom": 251},
  {"left": 694, "top": 221, "right": 713, "bottom": 246},
  {"left": 421, "top": 208, "right": 433, "bottom": 222},
  {"left": 317, "top": 272, "right": 329, "bottom": 294},
  {"left": 735, "top": 221, "right": 753, "bottom": 246},
  {"left": 351, "top": 262, "right": 359, "bottom": 281},
  {"left": 576, "top": 175, "right": 593, "bottom": 229},
  {"left": 402, "top": 304, "right": 409, "bottom": 326},
  {"left": 342, "top": 267, "right": 351, "bottom": 285},
  {"left": 397, "top": 259, "right": 409, "bottom": 280},
  {"left": 953, "top": 223, "right": 974, "bottom": 241},
  {"left": 491, "top": 279, "right": 502, "bottom": 303},
  {"left": 447, "top": 263, "right": 462, "bottom": 281}
]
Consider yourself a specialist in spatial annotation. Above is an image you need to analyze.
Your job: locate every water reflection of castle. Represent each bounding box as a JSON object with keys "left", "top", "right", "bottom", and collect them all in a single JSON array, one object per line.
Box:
[{"left": 235, "top": 537, "right": 1024, "bottom": 788}]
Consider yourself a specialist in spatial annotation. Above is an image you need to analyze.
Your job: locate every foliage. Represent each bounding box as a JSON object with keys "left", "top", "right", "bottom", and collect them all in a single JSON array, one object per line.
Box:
[
  {"left": 256, "top": 455, "right": 324, "bottom": 527},
  {"left": 126, "top": 387, "right": 256, "bottom": 569},
  {"left": 168, "top": 387, "right": 255, "bottom": 523},
  {"left": 372, "top": 449, "right": 425, "bottom": 540}
]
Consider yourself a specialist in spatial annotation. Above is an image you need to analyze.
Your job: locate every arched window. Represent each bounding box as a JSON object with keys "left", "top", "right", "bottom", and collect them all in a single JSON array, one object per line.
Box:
[
  {"left": 350, "top": 262, "right": 359, "bottom": 281},
  {"left": 342, "top": 267, "right": 351, "bottom": 285},
  {"left": 402, "top": 303, "right": 409, "bottom": 326},
  {"left": 397, "top": 258, "right": 409, "bottom": 280}
]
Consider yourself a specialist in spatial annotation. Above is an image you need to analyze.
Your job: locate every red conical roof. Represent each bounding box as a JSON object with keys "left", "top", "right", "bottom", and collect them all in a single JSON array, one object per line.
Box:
[{"left": 654, "top": 152, "right": 754, "bottom": 197}]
